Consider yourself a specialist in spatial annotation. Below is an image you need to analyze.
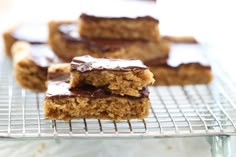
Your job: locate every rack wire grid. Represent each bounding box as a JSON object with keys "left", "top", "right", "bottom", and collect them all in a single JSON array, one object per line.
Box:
[{"left": 0, "top": 55, "right": 236, "bottom": 140}]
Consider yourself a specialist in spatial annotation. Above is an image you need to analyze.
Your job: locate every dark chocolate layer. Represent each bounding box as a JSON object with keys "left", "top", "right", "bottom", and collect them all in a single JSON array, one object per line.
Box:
[
  {"left": 148, "top": 43, "right": 211, "bottom": 68},
  {"left": 46, "top": 73, "right": 149, "bottom": 99},
  {"left": 167, "top": 43, "right": 210, "bottom": 68},
  {"left": 80, "top": 13, "right": 159, "bottom": 23},
  {"left": 144, "top": 56, "right": 169, "bottom": 66},
  {"left": 12, "top": 23, "right": 47, "bottom": 44},
  {"left": 71, "top": 55, "right": 148, "bottom": 72},
  {"left": 59, "top": 23, "right": 148, "bottom": 52},
  {"left": 30, "top": 44, "right": 62, "bottom": 68}
]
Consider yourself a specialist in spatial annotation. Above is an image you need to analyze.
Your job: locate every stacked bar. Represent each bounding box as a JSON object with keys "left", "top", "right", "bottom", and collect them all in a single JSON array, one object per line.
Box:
[
  {"left": 44, "top": 56, "right": 155, "bottom": 120},
  {"left": 48, "top": 14, "right": 170, "bottom": 63}
]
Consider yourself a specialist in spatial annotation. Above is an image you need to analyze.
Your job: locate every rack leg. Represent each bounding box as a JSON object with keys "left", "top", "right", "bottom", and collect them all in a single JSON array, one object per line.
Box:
[{"left": 207, "top": 135, "right": 231, "bottom": 157}]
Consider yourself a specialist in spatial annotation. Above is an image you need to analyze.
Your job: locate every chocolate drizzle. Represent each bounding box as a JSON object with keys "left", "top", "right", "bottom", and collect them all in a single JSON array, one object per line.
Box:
[
  {"left": 80, "top": 13, "right": 159, "bottom": 23},
  {"left": 12, "top": 23, "right": 47, "bottom": 44},
  {"left": 166, "top": 43, "right": 210, "bottom": 68},
  {"left": 144, "top": 56, "right": 169, "bottom": 66},
  {"left": 145, "top": 43, "right": 210, "bottom": 68},
  {"left": 71, "top": 55, "right": 148, "bottom": 72}
]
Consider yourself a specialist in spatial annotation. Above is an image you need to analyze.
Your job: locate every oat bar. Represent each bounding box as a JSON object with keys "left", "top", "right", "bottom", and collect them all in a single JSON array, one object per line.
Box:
[
  {"left": 44, "top": 64, "right": 150, "bottom": 120},
  {"left": 70, "top": 55, "right": 155, "bottom": 97},
  {"left": 149, "top": 43, "right": 213, "bottom": 85},
  {"left": 48, "top": 21, "right": 170, "bottom": 62},
  {"left": 79, "top": 14, "right": 160, "bottom": 41},
  {"left": 12, "top": 41, "right": 61, "bottom": 92}
]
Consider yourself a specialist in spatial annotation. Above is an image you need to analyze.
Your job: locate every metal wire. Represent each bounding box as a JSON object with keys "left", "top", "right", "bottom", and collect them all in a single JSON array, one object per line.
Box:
[{"left": 0, "top": 57, "right": 236, "bottom": 139}]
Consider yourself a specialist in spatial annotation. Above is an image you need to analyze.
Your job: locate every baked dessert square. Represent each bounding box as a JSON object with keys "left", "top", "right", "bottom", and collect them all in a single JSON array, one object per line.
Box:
[
  {"left": 44, "top": 64, "right": 150, "bottom": 120},
  {"left": 2, "top": 23, "right": 47, "bottom": 56},
  {"left": 79, "top": 14, "right": 160, "bottom": 41},
  {"left": 12, "top": 41, "right": 61, "bottom": 92},
  {"left": 150, "top": 43, "right": 213, "bottom": 85},
  {"left": 70, "top": 55, "right": 155, "bottom": 97},
  {"left": 48, "top": 20, "right": 170, "bottom": 63}
]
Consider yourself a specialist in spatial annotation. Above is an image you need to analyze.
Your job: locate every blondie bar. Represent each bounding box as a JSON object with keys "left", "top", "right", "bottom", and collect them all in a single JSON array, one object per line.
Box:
[
  {"left": 70, "top": 55, "right": 155, "bottom": 97},
  {"left": 79, "top": 14, "right": 160, "bottom": 41},
  {"left": 149, "top": 43, "right": 213, "bottom": 85},
  {"left": 12, "top": 41, "right": 61, "bottom": 92},
  {"left": 44, "top": 64, "right": 150, "bottom": 120},
  {"left": 48, "top": 21, "right": 170, "bottom": 62}
]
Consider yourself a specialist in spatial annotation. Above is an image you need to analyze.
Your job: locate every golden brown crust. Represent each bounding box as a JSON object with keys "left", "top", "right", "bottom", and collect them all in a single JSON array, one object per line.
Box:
[
  {"left": 79, "top": 15, "right": 160, "bottom": 41},
  {"left": 48, "top": 63, "right": 70, "bottom": 73},
  {"left": 44, "top": 96, "right": 150, "bottom": 120}
]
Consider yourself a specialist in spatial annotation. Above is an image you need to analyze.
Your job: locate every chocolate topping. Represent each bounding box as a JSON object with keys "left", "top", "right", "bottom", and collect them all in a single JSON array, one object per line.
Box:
[
  {"left": 12, "top": 23, "right": 47, "bottom": 44},
  {"left": 145, "top": 43, "right": 210, "bottom": 68},
  {"left": 46, "top": 72, "right": 149, "bottom": 98},
  {"left": 30, "top": 44, "right": 62, "bottom": 68},
  {"left": 71, "top": 55, "right": 148, "bottom": 72},
  {"left": 144, "top": 56, "right": 169, "bottom": 66},
  {"left": 80, "top": 13, "right": 159, "bottom": 23},
  {"left": 167, "top": 43, "right": 210, "bottom": 68},
  {"left": 58, "top": 23, "right": 81, "bottom": 43},
  {"left": 59, "top": 23, "right": 148, "bottom": 52}
]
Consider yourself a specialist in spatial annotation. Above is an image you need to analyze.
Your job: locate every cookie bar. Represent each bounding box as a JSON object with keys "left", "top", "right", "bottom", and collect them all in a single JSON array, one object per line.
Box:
[
  {"left": 149, "top": 43, "right": 213, "bottom": 85},
  {"left": 12, "top": 41, "right": 61, "bottom": 92},
  {"left": 48, "top": 21, "right": 170, "bottom": 62},
  {"left": 70, "top": 56, "right": 155, "bottom": 97},
  {"left": 79, "top": 14, "right": 160, "bottom": 41},
  {"left": 44, "top": 64, "right": 150, "bottom": 120},
  {"left": 2, "top": 23, "right": 47, "bottom": 56}
]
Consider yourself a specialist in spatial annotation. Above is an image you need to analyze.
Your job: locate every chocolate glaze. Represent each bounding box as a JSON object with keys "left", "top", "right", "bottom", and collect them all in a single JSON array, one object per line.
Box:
[
  {"left": 59, "top": 23, "right": 148, "bottom": 52},
  {"left": 46, "top": 73, "right": 149, "bottom": 99},
  {"left": 80, "top": 13, "right": 159, "bottom": 23},
  {"left": 145, "top": 43, "right": 211, "bottom": 69},
  {"left": 12, "top": 23, "right": 47, "bottom": 44},
  {"left": 30, "top": 44, "right": 62, "bottom": 68},
  {"left": 71, "top": 55, "right": 148, "bottom": 72},
  {"left": 144, "top": 56, "right": 169, "bottom": 66}
]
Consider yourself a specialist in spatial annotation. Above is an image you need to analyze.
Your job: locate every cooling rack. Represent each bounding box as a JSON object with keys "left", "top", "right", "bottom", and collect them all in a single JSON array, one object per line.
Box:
[{"left": 0, "top": 55, "right": 236, "bottom": 140}]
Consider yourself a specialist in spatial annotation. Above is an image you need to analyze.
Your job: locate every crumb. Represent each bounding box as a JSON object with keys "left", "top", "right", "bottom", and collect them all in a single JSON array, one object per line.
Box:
[
  {"left": 34, "top": 143, "right": 46, "bottom": 156},
  {"left": 167, "top": 145, "right": 173, "bottom": 150}
]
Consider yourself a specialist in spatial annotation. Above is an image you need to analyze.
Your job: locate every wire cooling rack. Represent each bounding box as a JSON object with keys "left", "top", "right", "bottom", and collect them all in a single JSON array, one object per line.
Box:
[{"left": 0, "top": 56, "right": 236, "bottom": 140}]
